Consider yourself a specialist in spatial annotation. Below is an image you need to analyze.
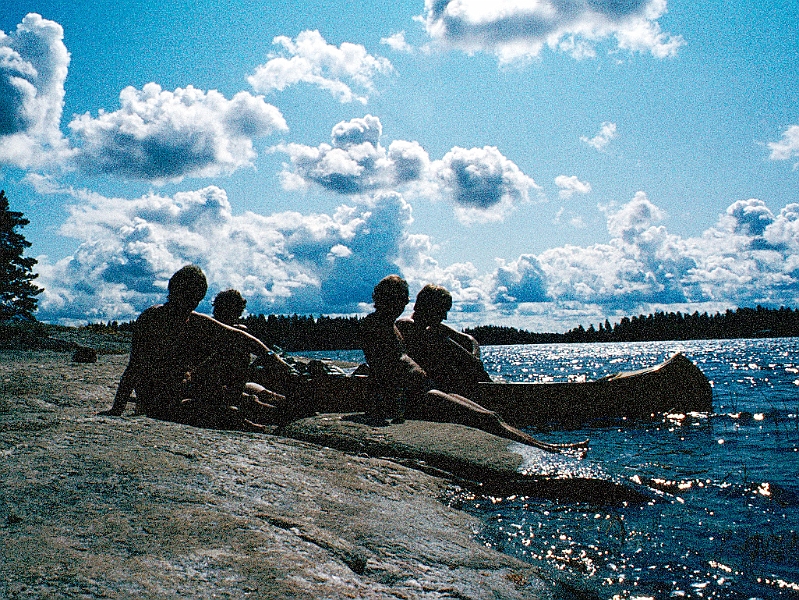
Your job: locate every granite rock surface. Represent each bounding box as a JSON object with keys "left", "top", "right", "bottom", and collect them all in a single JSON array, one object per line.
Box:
[{"left": 0, "top": 350, "right": 586, "bottom": 599}]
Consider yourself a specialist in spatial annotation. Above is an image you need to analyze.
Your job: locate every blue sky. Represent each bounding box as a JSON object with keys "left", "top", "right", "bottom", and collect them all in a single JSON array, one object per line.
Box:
[{"left": 1, "top": 0, "right": 797, "bottom": 331}]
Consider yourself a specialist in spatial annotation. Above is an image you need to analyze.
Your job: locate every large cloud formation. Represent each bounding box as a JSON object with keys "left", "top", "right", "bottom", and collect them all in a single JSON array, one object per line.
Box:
[
  {"left": 0, "top": 13, "right": 72, "bottom": 168},
  {"left": 248, "top": 30, "right": 392, "bottom": 104},
  {"left": 68, "top": 84, "right": 287, "bottom": 182},
  {"left": 35, "top": 185, "right": 799, "bottom": 331},
  {"left": 36, "top": 186, "right": 420, "bottom": 323},
  {"left": 277, "top": 115, "right": 539, "bottom": 223},
  {"left": 479, "top": 195, "right": 799, "bottom": 329},
  {"left": 421, "top": 0, "right": 685, "bottom": 62}
]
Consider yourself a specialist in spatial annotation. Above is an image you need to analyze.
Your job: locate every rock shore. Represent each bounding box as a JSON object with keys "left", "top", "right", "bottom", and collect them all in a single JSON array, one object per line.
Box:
[{"left": 0, "top": 350, "right": 582, "bottom": 599}]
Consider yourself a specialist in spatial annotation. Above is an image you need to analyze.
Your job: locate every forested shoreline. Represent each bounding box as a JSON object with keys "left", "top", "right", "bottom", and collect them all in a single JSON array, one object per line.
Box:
[
  {"left": 465, "top": 305, "right": 799, "bottom": 345},
  {"left": 71, "top": 305, "right": 799, "bottom": 351}
]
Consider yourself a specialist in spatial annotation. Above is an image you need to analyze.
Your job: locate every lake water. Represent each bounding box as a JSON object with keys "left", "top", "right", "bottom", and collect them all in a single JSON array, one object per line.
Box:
[{"left": 297, "top": 339, "right": 799, "bottom": 599}]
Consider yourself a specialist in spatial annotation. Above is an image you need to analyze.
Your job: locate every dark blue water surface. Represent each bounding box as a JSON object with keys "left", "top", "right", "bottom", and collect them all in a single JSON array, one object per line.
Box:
[{"left": 299, "top": 339, "right": 799, "bottom": 599}]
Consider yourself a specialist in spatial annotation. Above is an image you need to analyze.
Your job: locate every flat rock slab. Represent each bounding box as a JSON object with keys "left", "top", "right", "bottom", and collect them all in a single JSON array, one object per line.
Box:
[
  {"left": 2, "top": 350, "right": 596, "bottom": 599},
  {"left": 282, "top": 414, "right": 656, "bottom": 504}
]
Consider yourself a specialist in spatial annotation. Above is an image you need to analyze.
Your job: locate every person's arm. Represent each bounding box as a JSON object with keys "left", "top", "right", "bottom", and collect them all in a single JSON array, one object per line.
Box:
[
  {"left": 426, "top": 323, "right": 469, "bottom": 352},
  {"left": 363, "top": 315, "right": 428, "bottom": 386},
  {"left": 453, "top": 329, "right": 481, "bottom": 358},
  {"left": 100, "top": 314, "right": 147, "bottom": 415},
  {"left": 426, "top": 323, "right": 491, "bottom": 383},
  {"left": 100, "top": 364, "right": 135, "bottom": 415},
  {"left": 193, "top": 312, "right": 297, "bottom": 375}
]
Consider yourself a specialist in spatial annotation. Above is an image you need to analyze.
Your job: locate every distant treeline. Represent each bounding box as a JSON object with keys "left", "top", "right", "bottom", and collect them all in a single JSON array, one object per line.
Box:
[
  {"left": 90, "top": 305, "right": 799, "bottom": 350},
  {"left": 88, "top": 314, "right": 362, "bottom": 352},
  {"left": 241, "top": 314, "right": 362, "bottom": 351},
  {"left": 465, "top": 305, "right": 799, "bottom": 345}
]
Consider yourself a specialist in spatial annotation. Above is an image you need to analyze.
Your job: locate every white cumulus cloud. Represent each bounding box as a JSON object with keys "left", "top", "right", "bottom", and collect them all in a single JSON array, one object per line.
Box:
[
  {"left": 431, "top": 145, "right": 540, "bottom": 223},
  {"left": 67, "top": 83, "right": 287, "bottom": 182},
  {"left": 0, "top": 13, "right": 72, "bottom": 168},
  {"left": 768, "top": 125, "right": 799, "bottom": 166},
  {"left": 248, "top": 30, "right": 393, "bottom": 104},
  {"left": 581, "top": 121, "right": 617, "bottom": 151},
  {"left": 421, "top": 0, "right": 685, "bottom": 63},
  {"left": 276, "top": 114, "right": 428, "bottom": 194},
  {"left": 277, "top": 115, "right": 538, "bottom": 224},
  {"left": 555, "top": 174, "right": 592, "bottom": 199}
]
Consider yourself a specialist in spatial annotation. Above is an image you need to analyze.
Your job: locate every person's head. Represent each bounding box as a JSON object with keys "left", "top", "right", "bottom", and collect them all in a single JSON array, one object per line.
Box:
[
  {"left": 412, "top": 284, "right": 452, "bottom": 326},
  {"left": 212, "top": 289, "right": 247, "bottom": 325},
  {"left": 167, "top": 265, "right": 207, "bottom": 313},
  {"left": 372, "top": 274, "right": 409, "bottom": 319}
]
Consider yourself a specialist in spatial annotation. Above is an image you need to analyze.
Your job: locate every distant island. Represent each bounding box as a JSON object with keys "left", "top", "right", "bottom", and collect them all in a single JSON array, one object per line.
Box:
[{"left": 49, "top": 304, "right": 799, "bottom": 352}]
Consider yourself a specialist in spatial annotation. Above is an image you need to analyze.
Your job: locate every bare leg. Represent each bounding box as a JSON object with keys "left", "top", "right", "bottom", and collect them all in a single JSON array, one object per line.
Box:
[
  {"left": 240, "top": 383, "right": 285, "bottom": 423},
  {"left": 409, "top": 390, "right": 587, "bottom": 454}
]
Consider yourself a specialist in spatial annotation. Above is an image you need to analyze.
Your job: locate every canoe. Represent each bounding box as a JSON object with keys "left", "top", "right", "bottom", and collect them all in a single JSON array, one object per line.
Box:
[
  {"left": 469, "top": 352, "right": 713, "bottom": 426},
  {"left": 285, "top": 352, "right": 713, "bottom": 427}
]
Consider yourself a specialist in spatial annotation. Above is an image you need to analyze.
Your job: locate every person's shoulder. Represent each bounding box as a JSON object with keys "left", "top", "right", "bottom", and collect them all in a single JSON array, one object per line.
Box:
[
  {"left": 454, "top": 328, "right": 478, "bottom": 344},
  {"left": 395, "top": 316, "right": 414, "bottom": 333},
  {"left": 434, "top": 322, "right": 465, "bottom": 338},
  {"left": 361, "top": 311, "right": 392, "bottom": 334},
  {"left": 136, "top": 304, "right": 165, "bottom": 323},
  {"left": 187, "top": 311, "right": 222, "bottom": 331},
  {"left": 189, "top": 311, "right": 214, "bottom": 322}
]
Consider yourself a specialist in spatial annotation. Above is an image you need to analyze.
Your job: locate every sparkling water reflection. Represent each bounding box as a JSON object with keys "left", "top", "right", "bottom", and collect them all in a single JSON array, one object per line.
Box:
[
  {"left": 298, "top": 339, "right": 799, "bottom": 598},
  {"left": 468, "top": 339, "right": 799, "bottom": 599}
]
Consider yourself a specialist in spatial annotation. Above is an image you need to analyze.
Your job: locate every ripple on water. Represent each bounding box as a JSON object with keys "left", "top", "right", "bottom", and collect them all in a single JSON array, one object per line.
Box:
[{"left": 467, "top": 339, "right": 799, "bottom": 598}]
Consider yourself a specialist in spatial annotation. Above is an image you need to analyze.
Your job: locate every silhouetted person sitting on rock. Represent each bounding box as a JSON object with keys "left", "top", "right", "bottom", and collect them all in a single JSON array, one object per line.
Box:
[
  {"left": 101, "top": 266, "right": 296, "bottom": 428},
  {"left": 360, "top": 275, "right": 579, "bottom": 452},
  {"left": 210, "top": 288, "right": 290, "bottom": 421},
  {"left": 396, "top": 284, "right": 491, "bottom": 396}
]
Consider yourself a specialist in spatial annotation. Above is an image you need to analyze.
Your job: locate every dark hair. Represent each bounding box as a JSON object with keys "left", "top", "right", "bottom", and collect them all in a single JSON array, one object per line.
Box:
[
  {"left": 213, "top": 289, "right": 247, "bottom": 320},
  {"left": 372, "top": 274, "right": 409, "bottom": 307},
  {"left": 167, "top": 265, "right": 208, "bottom": 304},
  {"left": 414, "top": 284, "right": 452, "bottom": 314}
]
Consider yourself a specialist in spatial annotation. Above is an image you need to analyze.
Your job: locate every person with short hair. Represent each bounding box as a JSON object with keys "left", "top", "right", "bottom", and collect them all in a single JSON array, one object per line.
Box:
[
  {"left": 360, "top": 275, "right": 573, "bottom": 451},
  {"left": 396, "top": 284, "right": 491, "bottom": 396},
  {"left": 210, "top": 288, "right": 290, "bottom": 422},
  {"left": 101, "top": 266, "right": 296, "bottom": 428}
]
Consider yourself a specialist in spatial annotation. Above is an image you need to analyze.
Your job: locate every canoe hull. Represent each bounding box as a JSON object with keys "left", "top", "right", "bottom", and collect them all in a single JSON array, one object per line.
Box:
[
  {"left": 471, "top": 353, "right": 712, "bottom": 426},
  {"left": 293, "top": 352, "right": 713, "bottom": 427}
]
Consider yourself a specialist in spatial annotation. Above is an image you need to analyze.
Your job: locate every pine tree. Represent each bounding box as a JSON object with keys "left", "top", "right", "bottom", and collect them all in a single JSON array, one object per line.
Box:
[{"left": 0, "top": 190, "right": 43, "bottom": 320}]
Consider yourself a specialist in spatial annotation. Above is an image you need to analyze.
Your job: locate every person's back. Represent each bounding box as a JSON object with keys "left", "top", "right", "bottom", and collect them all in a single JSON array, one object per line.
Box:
[
  {"left": 361, "top": 311, "right": 421, "bottom": 389},
  {"left": 396, "top": 284, "right": 491, "bottom": 396},
  {"left": 359, "top": 276, "right": 427, "bottom": 421},
  {"left": 117, "top": 266, "right": 214, "bottom": 417}
]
